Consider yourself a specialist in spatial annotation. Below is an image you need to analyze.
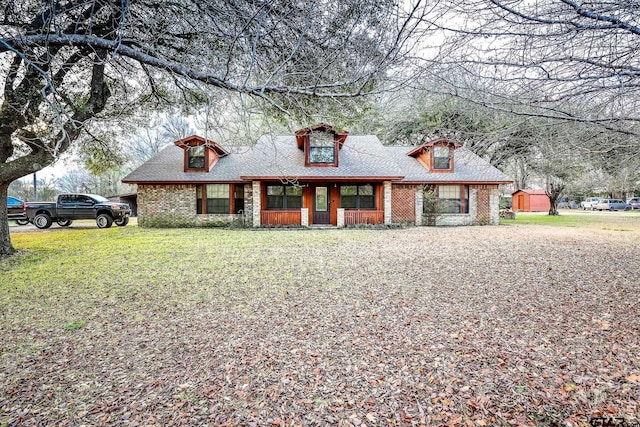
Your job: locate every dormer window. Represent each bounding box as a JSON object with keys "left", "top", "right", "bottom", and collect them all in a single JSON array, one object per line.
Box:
[
  {"left": 296, "top": 123, "right": 348, "bottom": 167},
  {"left": 433, "top": 146, "right": 450, "bottom": 170},
  {"left": 175, "top": 135, "right": 230, "bottom": 172},
  {"left": 407, "top": 137, "right": 461, "bottom": 173},
  {"left": 188, "top": 146, "right": 205, "bottom": 169},
  {"left": 308, "top": 132, "right": 335, "bottom": 164}
]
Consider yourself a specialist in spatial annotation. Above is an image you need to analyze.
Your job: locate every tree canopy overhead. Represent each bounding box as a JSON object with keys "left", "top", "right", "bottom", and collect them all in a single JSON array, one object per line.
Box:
[
  {"left": 425, "top": 0, "right": 640, "bottom": 127},
  {"left": 0, "top": 0, "right": 428, "bottom": 254}
]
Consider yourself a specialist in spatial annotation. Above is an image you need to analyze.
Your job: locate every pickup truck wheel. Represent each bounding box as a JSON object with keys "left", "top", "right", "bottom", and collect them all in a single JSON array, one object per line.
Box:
[
  {"left": 15, "top": 219, "right": 29, "bottom": 226},
  {"left": 114, "top": 216, "right": 129, "bottom": 227},
  {"left": 96, "top": 214, "right": 113, "bottom": 229},
  {"left": 57, "top": 219, "right": 73, "bottom": 227},
  {"left": 34, "top": 213, "right": 53, "bottom": 229}
]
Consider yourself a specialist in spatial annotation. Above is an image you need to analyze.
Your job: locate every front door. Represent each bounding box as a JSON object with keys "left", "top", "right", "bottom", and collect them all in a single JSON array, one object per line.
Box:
[{"left": 313, "top": 186, "right": 330, "bottom": 224}]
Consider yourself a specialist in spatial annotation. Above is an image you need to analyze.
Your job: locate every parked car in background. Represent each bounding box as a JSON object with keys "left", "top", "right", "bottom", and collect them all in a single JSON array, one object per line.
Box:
[
  {"left": 594, "top": 199, "right": 631, "bottom": 211},
  {"left": 557, "top": 198, "right": 569, "bottom": 209},
  {"left": 557, "top": 199, "right": 580, "bottom": 209},
  {"left": 7, "top": 196, "right": 29, "bottom": 225},
  {"left": 581, "top": 197, "right": 602, "bottom": 210},
  {"left": 627, "top": 197, "right": 640, "bottom": 210}
]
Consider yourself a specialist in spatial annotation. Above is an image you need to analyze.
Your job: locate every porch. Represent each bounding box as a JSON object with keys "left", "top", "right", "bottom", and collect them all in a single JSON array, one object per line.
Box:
[{"left": 259, "top": 208, "right": 385, "bottom": 227}]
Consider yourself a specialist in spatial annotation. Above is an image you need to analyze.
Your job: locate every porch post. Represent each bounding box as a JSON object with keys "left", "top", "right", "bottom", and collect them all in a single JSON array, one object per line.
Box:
[
  {"left": 383, "top": 181, "right": 392, "bottom": 225},
  {"left": 469, "top": 187, "right": 478, "bottom": 225},
  {"left": 490, "top": 188, "right": 500, "bottom": 225},
  {"left": 252, "top": 180, "right": 261, "bottom": 227},
  {"left": 415, "top": 187, "right": 423, "bottom": 226}
]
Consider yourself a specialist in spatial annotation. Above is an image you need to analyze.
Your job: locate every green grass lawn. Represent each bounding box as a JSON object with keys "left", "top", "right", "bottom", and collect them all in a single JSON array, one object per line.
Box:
[
  {"left": 501, "top": 209, "right": 640, "bottom": 231},
  {"left": 2, "top": 226, "right": 354, "bottom": 331}
]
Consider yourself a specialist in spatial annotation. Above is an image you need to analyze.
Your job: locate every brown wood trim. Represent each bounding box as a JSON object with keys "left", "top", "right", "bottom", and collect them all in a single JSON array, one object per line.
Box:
[
  {"left": 416, "top": 151, "right": 430, "bottom": 170},
  {"left": 302, "top": 187, "right": 313, "bottom": 223},
  {"left": 260, "top": 183, "right": 267, "bottom": 212},
  {"left": 303, "top": 136, "right": 339, "bottom": 167},
  {"left": 330, "top": 186, "right": 339, "bottom": 225},
  {"left": 200, "top": 185, "right": 206, "bottom": 213},
  {"left": 178, "top": 138, "right": 228, "bottom": 172},
  {"left": 229, "top": 183, "right": 235, "bottom": 215},
  {"left": 261, "top": 210, "right": 302, "bottom": 226},
  {"left": 303, "top": 136, "right": 311, "bottom": 167},
  {"left": 408, "top": 137, "right": 463, "bottom": 157},
  {"left": 375, "top": 183, "right": 384, "bottom": 211},
  {"left": 208, "top": 152, "right": 220, "bottom": 171},
  {"left": 344, "top": 210, "right": 384, "bottom": 225},
  {"left": 430, "top": 143, "right": 454, "bottom": 173},
  {"left": 124, "top": 179, "right": 511, "bottom": 186},
  {"left": 122, "top": 180, "right": 248, "bottom": 184},
  {"left": 398, "top": 180, "right": 512, "bottom": 185},
  {"left": 174, "top": 135, "right": 230, "bottom": 155},
  {"left": 461, "top": 184, "right": 466, "bottom": 214},
  {"left": 196, "top": 183, "right": 235, "bottom": 214},
  {"left": 240, "top": 176, "right": 404, "bottom": 182}
]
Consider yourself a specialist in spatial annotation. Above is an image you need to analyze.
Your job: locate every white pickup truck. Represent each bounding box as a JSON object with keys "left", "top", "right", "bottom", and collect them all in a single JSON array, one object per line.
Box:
[{"left": 580, "top": 197, "right": 601, "bottom": 210}]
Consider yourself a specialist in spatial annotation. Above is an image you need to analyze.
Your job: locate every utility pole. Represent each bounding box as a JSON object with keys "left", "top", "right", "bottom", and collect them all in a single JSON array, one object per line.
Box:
[{"left": 33, "top": 172, "right": 37, "bottom": 201}]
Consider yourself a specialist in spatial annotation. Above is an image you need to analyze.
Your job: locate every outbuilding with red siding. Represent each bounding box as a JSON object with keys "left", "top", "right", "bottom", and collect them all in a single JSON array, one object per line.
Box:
[{"left": 512, "top": 189, "right": 550, "bottom": 212}]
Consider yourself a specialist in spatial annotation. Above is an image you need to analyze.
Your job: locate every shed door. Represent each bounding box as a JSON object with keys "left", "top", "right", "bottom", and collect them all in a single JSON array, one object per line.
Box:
[{"left": 518, "top": 195, "right": 525, "bottom": 211}]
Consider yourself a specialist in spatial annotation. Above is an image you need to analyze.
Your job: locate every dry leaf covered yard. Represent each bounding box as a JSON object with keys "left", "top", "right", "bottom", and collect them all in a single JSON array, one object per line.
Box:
[{"left": 1, "top": 216, "right": 640, "bottom": 426}]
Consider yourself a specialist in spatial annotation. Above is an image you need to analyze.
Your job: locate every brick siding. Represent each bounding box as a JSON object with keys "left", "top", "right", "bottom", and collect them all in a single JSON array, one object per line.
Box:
[
  {"left": 138, "top": 185, "right": 195, "bottom": 217},
  {"left": 137, "top": 184, "right": 248, "bottom": 227},
  {"left": 470, "top": 184, "right": 498, "bottom": 225}
]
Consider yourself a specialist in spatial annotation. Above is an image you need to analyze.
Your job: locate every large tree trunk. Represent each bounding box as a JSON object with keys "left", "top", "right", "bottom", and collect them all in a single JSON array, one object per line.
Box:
[
  {"left": 546, "top": 182, "right": 565, "bottom": 216},
  {"left": 0, "top": 183, "right": 14, "bottom": 256},
  {"left": 0, "top": 51, "right": 110, "bottom": 256}
]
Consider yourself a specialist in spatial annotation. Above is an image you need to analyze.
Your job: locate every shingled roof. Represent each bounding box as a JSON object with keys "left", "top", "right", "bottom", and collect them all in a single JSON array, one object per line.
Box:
[
  {"left": 123, "top": 133, "right": 511, "bottom": 184},
  {"left": 384, "top": 146, "right": 511, "bottom": 183},
  {"left": 240, "top": 135, "right": 404, "bottom": 180},
  {"left": 122, "top": 145, "right": 252, "bottom": 183}
]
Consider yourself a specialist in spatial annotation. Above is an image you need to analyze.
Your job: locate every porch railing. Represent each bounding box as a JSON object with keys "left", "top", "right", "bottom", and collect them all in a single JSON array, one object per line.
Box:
[
  {"left": 344, "top": 210, "right": 384, "bottom": 225},
  {"left": 261, "top": 209, "right": 301, "bottom": 226}
]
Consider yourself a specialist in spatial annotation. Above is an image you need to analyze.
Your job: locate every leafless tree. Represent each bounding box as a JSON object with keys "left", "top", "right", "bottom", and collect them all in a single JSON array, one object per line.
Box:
[
  {"left": 0, "top": 0, "right": 431, "bottom": 255},
  {"left": 8, "top": 176, "right": 58, "bottom": 202},
  {"left": 160, "top": 116, "right": 195, "bottom": 143},
  {"left": 422, "top": 0, "right": 640, "bottom": 130},
  {"left": 56, "top": 169, "right": 91, "bottom": 194}
]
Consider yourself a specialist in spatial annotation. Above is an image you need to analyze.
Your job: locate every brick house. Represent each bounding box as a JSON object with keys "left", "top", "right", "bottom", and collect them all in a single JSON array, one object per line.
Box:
[{"left": 122, "top": 124, "right": 511, "bottom": 227}]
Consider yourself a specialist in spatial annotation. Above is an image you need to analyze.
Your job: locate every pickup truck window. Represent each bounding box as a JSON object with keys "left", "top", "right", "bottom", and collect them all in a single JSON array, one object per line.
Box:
[
  {"left": 59, "top": 195, "right": 74, "bottom": 204},
  {"left": 88, "top": 194, "right": 109, "bottom": 203},
  {"left": 77, "top": 196, "right": 95, "bottom": 205}
]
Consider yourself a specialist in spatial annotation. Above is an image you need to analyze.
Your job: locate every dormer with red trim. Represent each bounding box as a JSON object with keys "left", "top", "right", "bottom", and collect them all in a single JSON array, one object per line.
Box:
[
  {"left": 295, "top": 123, "right": 348, "bottom": 167},
  {"left": 174, "top": 135, "right": 230, "bottom": 172},
  {"left": 407, "top": 137, "right": 463, "bottom": 173}
]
